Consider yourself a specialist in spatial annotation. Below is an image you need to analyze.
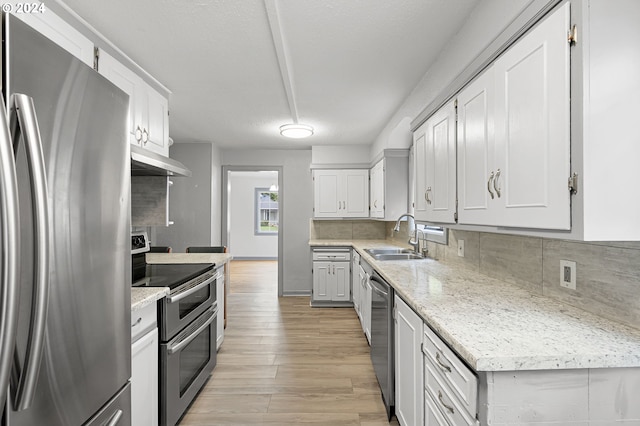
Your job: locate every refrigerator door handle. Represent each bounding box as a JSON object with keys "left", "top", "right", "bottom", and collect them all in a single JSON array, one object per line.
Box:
[
  {"left": 9, "top": 94, "right": 51, "bottom": 411},
  {"left": 0, "top": 95, "right": 21, "bottom": 418}
]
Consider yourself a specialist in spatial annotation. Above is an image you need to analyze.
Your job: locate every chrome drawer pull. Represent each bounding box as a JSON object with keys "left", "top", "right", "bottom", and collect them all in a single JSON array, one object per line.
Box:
[
  {"left": 435, "top": 352, "right": 451, "bottom": 373},
  {"left": 438, "top": 390, "right": 454, "bottom": 414},
  {"left": 487, "top": 171, "right": 495, "bottom": 199},
  {"left": 131, "top": 317, "right": 142, "bottom": 328}
]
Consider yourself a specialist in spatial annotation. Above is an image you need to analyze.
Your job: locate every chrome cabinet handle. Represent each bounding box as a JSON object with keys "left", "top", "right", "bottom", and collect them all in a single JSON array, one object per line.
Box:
[
  {"left": 105, "top": 409, "right": 123, "bottom": 426},
  {"left": 0, "top": 93, "right": 21, "bottom": 414},
  {"left": 493, "top": 169, "right": 501, "bottom": 198},
  {"left": 426, "top": 187, "right": 432, "bottom": 205},
  {"left": 438, "top": 390, "right": 454, "bottom": 414},
  {"left": 9, "top": 94, "right": 51, "bottom": 411},
  {"left": 374, "top": 200, "right": 377, "bottom": 208},
  {"left": 131, "top": 317, "right": 142, "bottom": 328},
  {"left": 487, "top": 171, "right": 495, "bottom": 199},
  {"left": 135, "top": 125, "right": 143, "bottom": 142},
  {"left": 435, "top": 352, "right": 452, "bottom": 373},
  {"left": 142, "top": 128, "right": 149, "bottom": 145}
]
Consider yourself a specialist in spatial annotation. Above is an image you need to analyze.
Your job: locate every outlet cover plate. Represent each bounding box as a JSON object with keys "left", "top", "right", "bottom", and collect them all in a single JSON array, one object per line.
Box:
[
  {"left": 457, "top": 240, "right": 465, "bottom": 257},
  {"left": 559, "top": 260, "right": 577, "bottom": 290}
]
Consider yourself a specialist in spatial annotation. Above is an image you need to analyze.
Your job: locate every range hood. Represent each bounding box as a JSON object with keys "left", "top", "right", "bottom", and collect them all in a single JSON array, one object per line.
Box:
[{"left": 131, "top": 144, "right": 192, "bottom": 177}]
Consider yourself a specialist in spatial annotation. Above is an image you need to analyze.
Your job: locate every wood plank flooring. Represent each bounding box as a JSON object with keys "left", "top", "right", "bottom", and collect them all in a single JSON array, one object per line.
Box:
[{"left": 179, "top": 260, "right": 399, "bottom": 425}]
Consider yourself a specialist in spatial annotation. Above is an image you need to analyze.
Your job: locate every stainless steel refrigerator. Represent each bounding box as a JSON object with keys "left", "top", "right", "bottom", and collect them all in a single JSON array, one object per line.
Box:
[{"left": 0, "top": 14, "right": 131, "bottom": 426}]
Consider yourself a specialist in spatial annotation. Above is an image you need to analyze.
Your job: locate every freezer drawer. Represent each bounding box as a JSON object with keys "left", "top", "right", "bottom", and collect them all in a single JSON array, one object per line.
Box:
[{"left": 84, "top": 383, "right": 131, "bottom": 426}]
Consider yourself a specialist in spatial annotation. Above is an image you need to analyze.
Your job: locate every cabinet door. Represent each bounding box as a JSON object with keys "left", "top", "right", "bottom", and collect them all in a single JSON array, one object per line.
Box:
[
  {"left": 358, "top": 266, "right": 366, "bottom": 327},
  {"left": 313, "top": 170, "right": 340, "bottom": 217},
  {"left": 395, "top": 295, "right": 424, "bottom": 426},
  {"left": 343, "top": 170, "right": 369, "bottom": 218},
  {"left": 216, "top": 269, "right": 225, "bottom": 350},
  {"left": 145, "top": 84, "right": 170, "bottom": 156},
  {"left": 370, "top": 160, "right": 385, "bottom": 218},
  {"left": 312, "top": 262, "right": 332, "bottom": 301},
  {"left": 424, "top": 391, "right": 450, "bottom": 426},
  {"left": 132, "top": 328, "right": 159, "bottom": 426},
  {"left": 457, "top": 68, "right": 496, "bottom": 226},
  {"left": 14, "top": 11, "right": 94, "bottom": 67},
  {"left": 413, "top": 123, "right": 429, "bottom": 221},
  {"left": 425, "top": 100, "right": 457, "bottom": 224},
  {"left": 351, "top": 257, "right": 360, "bottom": 314},
  {"left": 333, "top": 262, "right": 350, "bottom": 301},
  {"left": 493, "top": 2, "right": 570, "bottom": 230},
  {"left": 363, "top": 276, "right": 372, "bottom": 344},
  {"left": 98, "top": 50, "right": 141, "bottom": 146}
]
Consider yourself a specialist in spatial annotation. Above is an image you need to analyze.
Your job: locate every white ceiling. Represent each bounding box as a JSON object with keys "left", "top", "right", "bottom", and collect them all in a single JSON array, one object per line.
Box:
[{"left": 61, "top": 0, "right": 479, "bottom": 149}]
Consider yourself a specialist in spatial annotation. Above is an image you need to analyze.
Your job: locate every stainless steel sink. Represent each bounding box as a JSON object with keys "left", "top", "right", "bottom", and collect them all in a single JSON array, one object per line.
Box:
[
  {"left": 364, "top": 248, "right": 425, "bottom": 260},
  {"left": 372, "top": 253, "right": 425, "bottom": 261},
  {"left": 365, "top": 248, "right": 414, "bottom": 256}
]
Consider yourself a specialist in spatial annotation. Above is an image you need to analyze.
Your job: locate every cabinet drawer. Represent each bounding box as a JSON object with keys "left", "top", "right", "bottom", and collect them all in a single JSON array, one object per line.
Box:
[
  {"left": 424, "top": 356, "right": 477, "bottom": 426},
  {"left": 312, "top": 250, "right": 351, "bottom": 261},
  {"left": 131, "top": 302, "right": 157, "bottom": 342},
  {"left": 425, "top": 389, "right": 451, "bottom": 426},
  {"left": 423, "top": 325, "right": 477, "bottom": 416}
]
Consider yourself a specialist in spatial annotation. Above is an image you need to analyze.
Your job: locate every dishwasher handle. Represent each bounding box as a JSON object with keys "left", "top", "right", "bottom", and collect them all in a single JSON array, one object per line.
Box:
[{"left": 370, "top": 275, "right": 390, "bottom": 297}]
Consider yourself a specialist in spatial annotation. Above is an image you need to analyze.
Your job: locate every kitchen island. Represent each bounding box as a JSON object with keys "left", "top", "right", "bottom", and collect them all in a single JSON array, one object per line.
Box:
[{"left": 311, "top": 239, "right": 640, "bottom": 424}]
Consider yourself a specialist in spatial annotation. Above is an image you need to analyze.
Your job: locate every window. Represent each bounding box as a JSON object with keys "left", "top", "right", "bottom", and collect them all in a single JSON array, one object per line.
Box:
[
  {"left": 255, "top": 188, "right": 278, "bottom": 235},
  {"left": 418, "top": 223, "right": 448, "bottom": 245}
]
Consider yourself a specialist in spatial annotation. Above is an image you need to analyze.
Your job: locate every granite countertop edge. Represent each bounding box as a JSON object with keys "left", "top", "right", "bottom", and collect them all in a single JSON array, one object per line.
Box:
[
  {"left": 309, "top": 239, "right": 640, "bottom": 372},
  {"left": 131, "top": 287, "right": 170, "bottom": 311}
]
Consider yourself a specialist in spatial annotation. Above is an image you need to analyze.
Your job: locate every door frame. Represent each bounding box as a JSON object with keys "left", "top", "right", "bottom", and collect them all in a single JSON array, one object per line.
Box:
[{"left": 222, "top": 166, "right": 284, "bottom": 297}]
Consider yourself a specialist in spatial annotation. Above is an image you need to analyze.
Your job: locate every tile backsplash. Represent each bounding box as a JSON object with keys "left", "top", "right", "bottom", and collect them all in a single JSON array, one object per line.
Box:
[
  {"left": 311, "top": 219, "right": 640, "bottom": 330},
  {"left": 431, "top": 229, "right": 640, "bottom": 331}
]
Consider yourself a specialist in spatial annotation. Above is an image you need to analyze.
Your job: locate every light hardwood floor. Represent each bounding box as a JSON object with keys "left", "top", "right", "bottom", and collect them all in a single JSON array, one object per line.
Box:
[{"left": 179, "top": 260, "right": 400, "bottom": 426}]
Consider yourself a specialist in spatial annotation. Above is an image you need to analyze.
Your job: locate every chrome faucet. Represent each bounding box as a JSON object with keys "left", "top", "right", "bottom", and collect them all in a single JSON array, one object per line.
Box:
[{"left": 393, "top": 213, "right": 423, "bottom": 255}]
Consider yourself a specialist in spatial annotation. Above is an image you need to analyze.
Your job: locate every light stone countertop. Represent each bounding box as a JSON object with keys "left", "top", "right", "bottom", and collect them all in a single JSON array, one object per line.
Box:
[
  {"left": 310, "top": 239, "right": 640, "bottom": 372},
  {"left": 145, "top": 253, "right": 233, "bottom": 265},
  {"left": 131, "top": 287, "right": 169, "bottom": 311}
]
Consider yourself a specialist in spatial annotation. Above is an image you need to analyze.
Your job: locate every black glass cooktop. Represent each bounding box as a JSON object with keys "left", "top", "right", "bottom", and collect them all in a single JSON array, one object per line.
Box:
[{"left": 132, "top": 263, "right": 215, "bottom": 289}]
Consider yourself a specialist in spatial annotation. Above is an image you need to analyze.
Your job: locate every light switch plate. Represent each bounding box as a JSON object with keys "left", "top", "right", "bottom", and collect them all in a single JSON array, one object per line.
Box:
[
  {"left": 559, "top": 260, "right": 577, "bottom": 290},
  {"left": 457, "top": 240, "right": 465, "bottom": 257}
]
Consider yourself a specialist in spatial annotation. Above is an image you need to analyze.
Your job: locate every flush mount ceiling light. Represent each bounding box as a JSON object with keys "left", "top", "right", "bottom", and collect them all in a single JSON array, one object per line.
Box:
[{"left": 279, "top": 123, "right": 314, "bottom": 139}]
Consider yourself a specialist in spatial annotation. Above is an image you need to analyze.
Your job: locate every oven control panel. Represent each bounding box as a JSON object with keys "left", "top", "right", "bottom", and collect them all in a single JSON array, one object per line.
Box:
[{"left": 131, "top": 231, "right": 150, "bottom": 254}]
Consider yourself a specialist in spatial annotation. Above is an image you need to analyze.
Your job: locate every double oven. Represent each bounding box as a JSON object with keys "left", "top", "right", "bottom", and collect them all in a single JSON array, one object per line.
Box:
[{"left": 132, "top": 233, "right": 219, "bottom": 426}]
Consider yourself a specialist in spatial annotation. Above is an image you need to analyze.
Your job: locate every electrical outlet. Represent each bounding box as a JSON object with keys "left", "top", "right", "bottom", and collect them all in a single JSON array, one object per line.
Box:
[
  {"left": 457, "top": 240, "right": 465, "bottom": 257},
  {"left": 559, "top": 260, "right": 577, "bottom": 290}
]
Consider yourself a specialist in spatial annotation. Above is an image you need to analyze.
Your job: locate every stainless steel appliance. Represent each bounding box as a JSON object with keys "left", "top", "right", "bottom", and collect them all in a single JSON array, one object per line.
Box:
[
  {"left": 0, "top": 14, "right": 130, "bottom": 426},
  {"left": 132, "top": 232, "right": 218, "bottom": 426},
  {"left": 370, "top": 271, "right": 395, "bottom": 420}
]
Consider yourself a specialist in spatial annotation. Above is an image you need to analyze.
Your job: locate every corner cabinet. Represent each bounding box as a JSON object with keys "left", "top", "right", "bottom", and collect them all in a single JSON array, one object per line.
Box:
[
  {"left": 311, "top": 248, "right": 351, "bottom": 307},
  {"left": 370, "top": 150, "right": 410, "bottom": 220},
  {"left": 414, "top": 100, "right": 457, "bottom": 225},
  {"left": 98, "top": 49, "right": 170, "bottom": 157},
  {"left": 313, "top": 169, "right": 369, "bottom": 218}
]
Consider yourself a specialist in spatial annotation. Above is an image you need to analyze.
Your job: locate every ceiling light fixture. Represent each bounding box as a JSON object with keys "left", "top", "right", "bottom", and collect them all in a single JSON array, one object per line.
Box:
[{"left": 279, "top": 123, "right": 314, "bottom": 139}]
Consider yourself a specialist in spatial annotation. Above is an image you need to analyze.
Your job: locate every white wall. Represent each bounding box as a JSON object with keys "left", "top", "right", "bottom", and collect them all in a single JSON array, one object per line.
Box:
[
  {"left": 210, "top": 144, "right": 222, "bottom": 245},
  {"left": 229, "top": 171, "right": 278, "bottom": 258},
  {"left": 370, "top": 0, "right": 533, "bottom": 160},
  {"left": 311, "top": 145, "right": 370, "bottom": 165},
  {"left": 222, "top": 149, "right": 313, "bottom": 295}
]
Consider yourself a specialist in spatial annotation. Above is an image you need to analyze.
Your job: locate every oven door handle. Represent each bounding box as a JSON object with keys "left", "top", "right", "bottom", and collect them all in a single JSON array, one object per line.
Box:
[
  {"left": 167, "top": 304, "right": 217, "bottom": 355},
  {"left": 167, "top": 274, "right": 215, "bottom": 303}
]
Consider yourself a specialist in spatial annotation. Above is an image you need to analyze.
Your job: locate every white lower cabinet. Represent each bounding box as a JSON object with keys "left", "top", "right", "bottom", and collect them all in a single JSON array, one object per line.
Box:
[
  {"left": 351, "top": 250, "right": 361, "bottom": 320},
  {"left": 311, "top": 249, "right": 351, "bottom": 306},
  {"left": 131, "top": 303, "right": 159, "bottom": 426},
  {"left": 215, "top": 265, "right": 225, "bottom": 350},
  {"left": 395, "top": 295, "right": 424, "bottom": 426}
]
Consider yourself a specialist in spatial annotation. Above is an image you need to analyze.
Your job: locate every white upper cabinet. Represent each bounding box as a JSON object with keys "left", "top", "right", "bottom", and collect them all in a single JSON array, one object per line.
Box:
[
  {"left": 493, "top": 2, "right": 570, "bottom": 230},
  {"left": 313, "top": 169, "right": 369, "bottom": 218},
  {"left": 98, "top": 49, "right": 170, "bottom": 157},
  {"left": 13, "top": 10, "right": 94, "bottom": 67},
  {"left": 370, "top": 151, "right": 410, "bottom": 221},
  {"left": 370, "top": 160, "right": 384, "bottom": 218},
  {"left": 457, "top": 67, "right": 495, "bottom": 226},
  {"left": 415, "top": 100, "right": 457, "bottom": 224}
]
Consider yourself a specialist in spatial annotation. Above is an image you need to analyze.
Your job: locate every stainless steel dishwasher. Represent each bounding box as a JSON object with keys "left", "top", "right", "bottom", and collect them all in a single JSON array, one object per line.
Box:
[{"left": 370, "top": 271, "right": 394, "bottom": 420}]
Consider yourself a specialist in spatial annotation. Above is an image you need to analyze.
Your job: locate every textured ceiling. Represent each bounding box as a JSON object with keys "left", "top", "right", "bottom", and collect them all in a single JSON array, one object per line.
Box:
[{"left": 60, "top": 0, "right": 479, "bottom": 149}]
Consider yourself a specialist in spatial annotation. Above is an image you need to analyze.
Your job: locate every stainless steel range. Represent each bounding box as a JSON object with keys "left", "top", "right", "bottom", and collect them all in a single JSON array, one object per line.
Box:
[{"left": 131, "top": 232, "right": 218, "bottom": 426}]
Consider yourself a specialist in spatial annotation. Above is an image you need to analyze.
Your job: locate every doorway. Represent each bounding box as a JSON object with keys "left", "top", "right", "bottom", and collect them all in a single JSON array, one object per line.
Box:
[{"left": 222, "top": 166, "right": 283, "bottom": 296}]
